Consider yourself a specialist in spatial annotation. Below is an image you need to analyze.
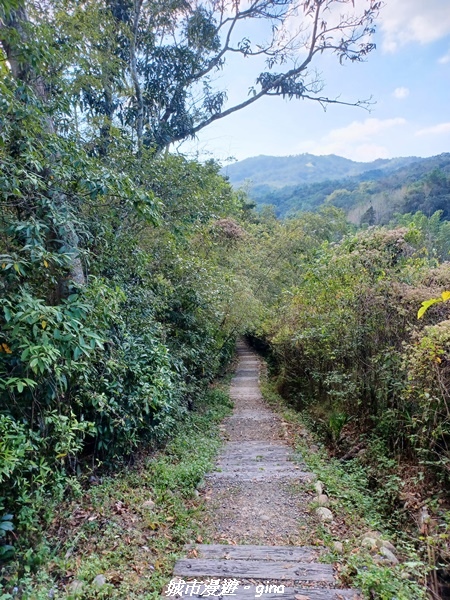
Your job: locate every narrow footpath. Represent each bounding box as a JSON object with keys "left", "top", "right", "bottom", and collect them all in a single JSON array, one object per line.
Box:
[{"left": 169, "top": 341, "right": 360, "bottom": 599}]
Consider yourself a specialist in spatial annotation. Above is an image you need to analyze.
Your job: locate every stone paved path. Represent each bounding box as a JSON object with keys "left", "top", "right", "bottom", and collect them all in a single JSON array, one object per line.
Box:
[{"left": 169, "top": 341, "right": 361, "bottom": 600}]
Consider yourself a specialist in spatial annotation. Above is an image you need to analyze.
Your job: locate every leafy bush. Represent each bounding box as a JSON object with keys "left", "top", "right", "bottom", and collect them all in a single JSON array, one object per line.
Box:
[
  {"left": 0, "top": 71, "right": 244, "bottom": 561},
  {"left": 249, "top": 221, "right": 450, "bottom": 485},
  {"left": 0, "top": 513, "right": 14, "bottom": 562},
  {"left": 403, "top": 320, "right": 450, "bottom": 482}
]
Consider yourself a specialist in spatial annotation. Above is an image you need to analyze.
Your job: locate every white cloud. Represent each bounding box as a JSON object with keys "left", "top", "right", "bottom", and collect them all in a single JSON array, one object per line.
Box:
[
  {"left": 296, "top": 118, "right": 407, "bottom": 161},
  {"left": 393, "top": 87, "right": 410, "bottom": 100},
  {"left": 324, "top": 117, "right": 407, "bottom": 144},
  {"left": 379, "top": 0, "right": 450, "bottom": 52},
  {"left": 438, "top": 50, "right": 450, "bottom": 64},
  {"left": 416, "top": 122, "right": 450, "bottom": 136}
]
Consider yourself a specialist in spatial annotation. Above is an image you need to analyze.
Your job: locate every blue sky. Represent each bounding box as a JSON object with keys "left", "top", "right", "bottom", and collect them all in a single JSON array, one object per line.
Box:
[{"left": 180, "top": 0, "right": 450, "bottom": 163}]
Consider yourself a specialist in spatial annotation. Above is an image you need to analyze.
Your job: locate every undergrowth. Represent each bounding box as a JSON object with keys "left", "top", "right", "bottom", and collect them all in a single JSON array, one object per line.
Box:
[
  {"left": 0, "top": 387, "right": 233, "bottom": 600},
  {"left": 261, "top": 379, "right": 432, "bottom": 600}
]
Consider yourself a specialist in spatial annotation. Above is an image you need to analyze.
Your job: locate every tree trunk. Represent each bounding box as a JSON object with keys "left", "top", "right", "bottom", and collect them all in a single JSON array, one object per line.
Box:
[{"left": 130, "top": 0, "right": 144, "bottom": 148}]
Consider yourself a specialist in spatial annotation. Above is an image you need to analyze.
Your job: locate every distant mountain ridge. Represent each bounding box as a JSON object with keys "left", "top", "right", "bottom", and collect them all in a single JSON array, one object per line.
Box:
[
  {"left": 222, "top": 153, "right": 421, "bottom": 191},
  {"left": 222, "top": 152, "right": 450, "bottom": 223}
]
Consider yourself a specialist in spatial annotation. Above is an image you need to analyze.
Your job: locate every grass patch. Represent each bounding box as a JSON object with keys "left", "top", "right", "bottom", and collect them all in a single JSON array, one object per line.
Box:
[{"left": 0, "top": 387, "right": 233, "bottom": 600}]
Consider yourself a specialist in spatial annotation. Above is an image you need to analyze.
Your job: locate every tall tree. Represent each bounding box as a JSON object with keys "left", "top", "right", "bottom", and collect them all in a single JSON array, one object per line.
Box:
[
  {"left": 0, "top": 0, "right": 86, "bottom": 288},
  {"left": 50, "top": 0, "right": 381, "bottom": 152}
]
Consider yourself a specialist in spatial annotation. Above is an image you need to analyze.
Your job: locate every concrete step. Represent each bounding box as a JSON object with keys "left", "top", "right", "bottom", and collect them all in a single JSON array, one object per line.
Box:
[
  {"left": 225, "top": 410, "right": 276, "bottom": 422},
  {"left": 218, "top": 442, "right": 295, "bottom": 463},
  {"left": 184, "top": 544, "right": 321, "bottom": 562},
  {"left": 173, "top": 557, "right": 335, "bottom": 582},
  {"left": 206, "top": 466, "right": 312, "bottom": 481}
]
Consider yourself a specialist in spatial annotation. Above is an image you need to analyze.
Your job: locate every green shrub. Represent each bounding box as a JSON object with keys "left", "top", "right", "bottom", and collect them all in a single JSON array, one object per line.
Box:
[
  {"left": 403, "top": 320, "right": 450, "bottom": 484},
  {"left": 251, "top": 223, "right": 450, "bottom": 486}
]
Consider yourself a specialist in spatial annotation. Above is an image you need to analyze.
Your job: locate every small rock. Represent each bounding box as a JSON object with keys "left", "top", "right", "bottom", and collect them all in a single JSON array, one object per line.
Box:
[
  {"left": 142, "top": 499, "right": 155, "bottom": 509},
  {"left": 316, "top": 494, "right": 329, "bottom": 507},
  {"left": 379, "top": 539, "right": 397, "bottom": 554},
  {"left": 379, "top": 546, "right": 399, "bottom": 565},
  {"left": 400, "top": 571, "right": 413, "bottom": 580},
  {"left": 93, "top": 574, "right": 107, "bottom": 587},
  {"left": 193, "top": 490, "right": 200, "bottom": 497},
  {"left": 69, "top": 580, "right": 84, "bottom": 595},
  {"left": 373, "top": 555, "right": 390, "bottom": 566},
  {"left": 332, "top": 541, "right": 343, "bottom": 554},
  {"left": 364, "top": 530, "right": 381, "bottom": 539},
  {"left": 316, "top": 507, "right": 333, "bottom": 522},
  {"left": 361, "top": 537, "right": 377, "bottom": 550},
  {"left": 310, "top": 445, "right": 319, "bottom": 453},
  {"left": 314, "top": 481, "right": 323, "bottom": 495}
]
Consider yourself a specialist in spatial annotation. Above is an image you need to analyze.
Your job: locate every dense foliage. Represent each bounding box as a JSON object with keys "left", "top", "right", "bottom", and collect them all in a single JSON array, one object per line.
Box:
[
  {"left": 0, "top": 0, "right": 380, "bottom": 153},
  {"left": 241, "top": 211, "right": 450, "bottom": 490},
  {"left": 0, "top": 13, "right": 252, "bottom": 570},
  {"left": 238, "top": 210, "right": 450, "bottom": 596}
]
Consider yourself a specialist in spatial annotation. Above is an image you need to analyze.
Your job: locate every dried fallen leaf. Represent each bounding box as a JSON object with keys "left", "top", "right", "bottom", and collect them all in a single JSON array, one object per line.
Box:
[{"left": 109, "top": 572, "right": 123, "bottom": 584}]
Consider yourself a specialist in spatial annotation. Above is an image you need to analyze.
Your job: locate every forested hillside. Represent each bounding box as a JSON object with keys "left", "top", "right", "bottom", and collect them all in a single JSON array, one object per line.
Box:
[
  {"left": 226, "top": 152, "right": 450, "bottom": 221},
  {"left": 1, "top": 0, "right": 450, "bottom": 598},
  {"left": 223, "top": 153, "right": 419, "bottom": 190}
]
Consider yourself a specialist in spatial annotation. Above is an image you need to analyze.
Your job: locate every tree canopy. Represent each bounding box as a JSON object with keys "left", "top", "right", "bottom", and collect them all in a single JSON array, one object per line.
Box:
[{"left": 1, "top": 0, "right": 381, "bottom": 153}]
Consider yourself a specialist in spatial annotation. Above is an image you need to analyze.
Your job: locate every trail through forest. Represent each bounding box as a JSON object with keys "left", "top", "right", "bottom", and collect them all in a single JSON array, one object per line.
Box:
[{"left": 168, "top": 341, "right": 360, "bottom": 599}]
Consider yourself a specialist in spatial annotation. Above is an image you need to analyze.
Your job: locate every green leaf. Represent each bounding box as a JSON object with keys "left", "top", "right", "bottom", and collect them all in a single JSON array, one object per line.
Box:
[
  {"left": 418, "top": 297, "right": 441, "bottom": 319},
  {"left": 23, "top": 378, "right": 37, "bottom": 388}
]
